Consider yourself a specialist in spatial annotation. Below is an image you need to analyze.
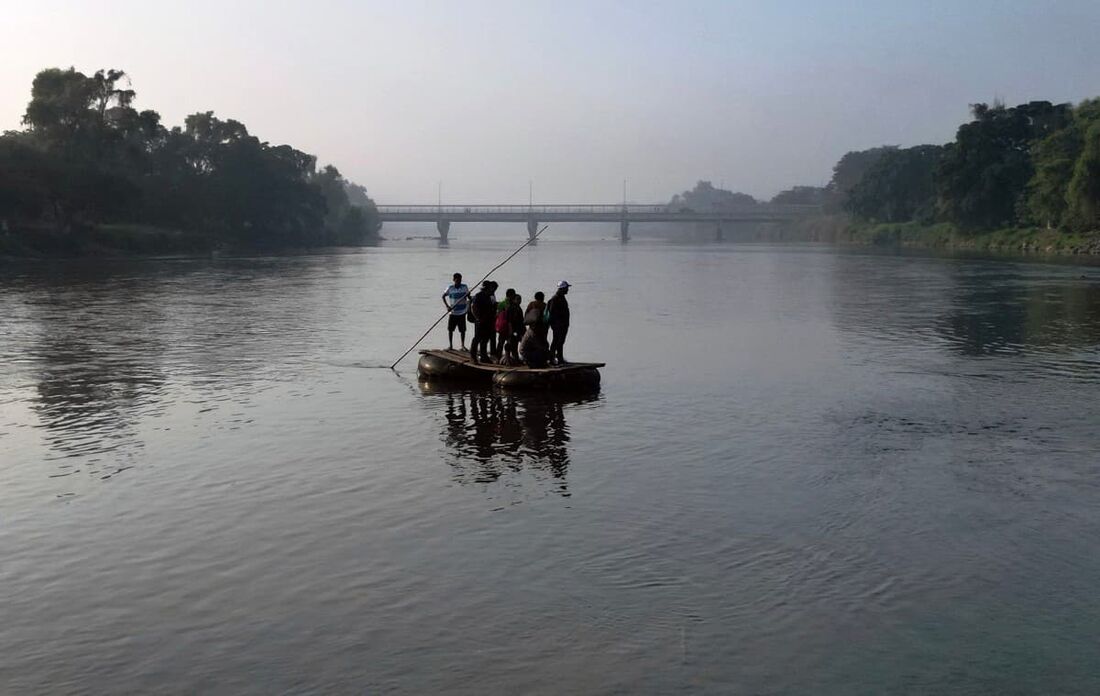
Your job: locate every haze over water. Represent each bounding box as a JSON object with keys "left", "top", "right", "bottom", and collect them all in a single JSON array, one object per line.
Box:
[{"left": 2, "top": 233, "right": 1099, "bottom": 693}]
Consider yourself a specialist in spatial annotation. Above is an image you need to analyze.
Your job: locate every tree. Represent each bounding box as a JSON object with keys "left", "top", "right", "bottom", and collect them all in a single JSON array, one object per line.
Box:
[
  {"left": 343, "top": 181, "right": 382, "bottom": 242},
  {"left": 770, "top": 186, "right": 827, "bottom": 206},
  {"left": 313, "top": 164, "right": 352, "bottom": 228},
  {"left": 1025, "top": 126, "right": 1081, "bottom": 228},
  {"left": 21, "top": 68, "right": 97, "bottom": 151},
  {"left": 1024, "top": 98, "right": 1100, "bottom": 229},
  {"left": 0, "top": 133, "right": 50, "bottom": 222},
  {"left": 1065, "top": 121, "right": 1100, "bottom": 231},
  {"left": 824, "top": 147, "right": 896, "bottom": 212},
  {"left": 845, "top": 145, "right": 944, "bottom": 223},
  {"left": 345, "top": 182, "right": 373, "bottom": 208},
  {"left": 3, "top": 67, "right": 381, "bottom": 249},
  {"left": 22, "top": 68, "right": 138, "bottom": 164},
  {"left": 311, "top": 165, "right": 381, "bottom": 244},
  {"left": 936, "top": 101, "right": 1072, "bottom": 231},
  {"left": 668, "top": 181, "right": 756, "bottom": 212},
  {"left": 13, "top": 67, "right": 150, "bottom": 232},
  {"left": 89, "top": 69, "right": 135, "bottom": 122}
]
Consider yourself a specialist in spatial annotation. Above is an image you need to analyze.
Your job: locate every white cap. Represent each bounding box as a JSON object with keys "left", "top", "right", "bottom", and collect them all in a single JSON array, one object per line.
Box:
[{"left": 557, "top": 280, "right": 571, "bottom": 289}]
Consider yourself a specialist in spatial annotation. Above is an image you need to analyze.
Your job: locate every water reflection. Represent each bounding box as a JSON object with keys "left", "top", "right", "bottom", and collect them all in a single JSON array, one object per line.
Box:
[
  {"left": 940, "top": 276, "right": 1100, "bottom": 356},
  {"left": 31, "top": 321, "right": 167, "bottom": 464},
  {"left": 11, "top": 266, "right": 179, "bottom": 464},
  {"left": 419, "top": 383, "right": 601, "bottom": 495},
  {"left": 829, "top": 254, "right": 1100, "bottom": 367},
  {"left": 0, "top": 255, "right": 346, "bottom": 470}
]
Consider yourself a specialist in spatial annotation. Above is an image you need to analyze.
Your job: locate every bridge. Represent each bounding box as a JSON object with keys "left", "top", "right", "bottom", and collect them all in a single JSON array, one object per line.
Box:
[{"left": 375, "top": 204, "right": 820, "bottom": 242}]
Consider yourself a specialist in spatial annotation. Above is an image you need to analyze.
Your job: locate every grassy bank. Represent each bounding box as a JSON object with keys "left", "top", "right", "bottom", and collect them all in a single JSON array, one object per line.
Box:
[
  {"left": 837, "top": 222, "right": 1100, "bottom": 256},
  {"left": 0, "top": 223, "right": 217, "bottom": 259}
]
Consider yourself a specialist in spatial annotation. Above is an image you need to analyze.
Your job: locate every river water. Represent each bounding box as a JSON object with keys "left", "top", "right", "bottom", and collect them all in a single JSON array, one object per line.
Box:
[{"left": 2, "top": 233, "right": 1099, "bottom": 694}]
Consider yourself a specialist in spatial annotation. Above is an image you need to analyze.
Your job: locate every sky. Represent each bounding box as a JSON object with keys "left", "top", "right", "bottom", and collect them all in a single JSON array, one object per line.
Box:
[{"left": 4, "top": 0, "right": 1100, "bottom": 203}]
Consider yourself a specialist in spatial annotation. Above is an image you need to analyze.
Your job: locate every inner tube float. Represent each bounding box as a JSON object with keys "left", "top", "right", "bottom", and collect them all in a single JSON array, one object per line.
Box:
[{"left": 492, "top": 367, "right": 601, "bottom": 390}]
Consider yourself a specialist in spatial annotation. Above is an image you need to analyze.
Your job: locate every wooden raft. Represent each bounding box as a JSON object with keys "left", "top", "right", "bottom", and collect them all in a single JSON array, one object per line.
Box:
[{"left": 417, "top": 349, "right": 604, "bottom": 389}]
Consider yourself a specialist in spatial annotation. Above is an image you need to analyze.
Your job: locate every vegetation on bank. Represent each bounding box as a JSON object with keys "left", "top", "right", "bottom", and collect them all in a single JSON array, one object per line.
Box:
[
  {"left": 775, "top": 99, "right": 1100, "bottom": 255},
  {"left": 0, "top": 68, "right": 380, "bottom": 257},
  {"left": 668, "top": 99, "right": 1100, "bottom": 256},
  {"left": 837, "top": 222, "right": 1100, "bottom": 255},
  {"left": 836, "top": 100, "right": 1100, "bottom": 232},
  {"left": 6, "top": 67, "right": 1099, "bottom": 259}
]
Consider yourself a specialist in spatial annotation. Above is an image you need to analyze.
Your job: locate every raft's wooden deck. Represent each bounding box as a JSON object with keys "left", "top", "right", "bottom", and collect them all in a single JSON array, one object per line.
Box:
[{"left": 419, "top": 348, "right": 605, "bottom": 373}]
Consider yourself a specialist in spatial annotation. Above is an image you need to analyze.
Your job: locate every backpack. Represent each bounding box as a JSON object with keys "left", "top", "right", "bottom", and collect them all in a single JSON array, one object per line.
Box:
[
  {"left": 472, "top": 291, "right": 494, "bottom": 322},
  {"left": 494, "top": 308, "right": 508, "bottom": 332}
]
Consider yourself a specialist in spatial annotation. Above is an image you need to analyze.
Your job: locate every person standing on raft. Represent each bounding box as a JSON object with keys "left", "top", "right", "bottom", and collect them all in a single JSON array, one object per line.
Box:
[
  {"left": 493, "top": 288, "right": 517, "bottom": 361},
  {"left": 442, "top": 272, "right": 470, "bottom": 350},
  {"left": 468, "top": 280, "right": 498, "bottom": 364},
  {"left": 546, "top": 280, "right": 571, "bottom": 365},
  {"left": 502, "top": 292, "right": 524, "bottom": 365}
]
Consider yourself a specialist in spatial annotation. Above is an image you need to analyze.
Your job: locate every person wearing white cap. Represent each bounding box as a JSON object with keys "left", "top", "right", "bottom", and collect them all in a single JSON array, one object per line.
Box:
[{"left": 546, "top": 280, "right": 571, "bottom": 365}]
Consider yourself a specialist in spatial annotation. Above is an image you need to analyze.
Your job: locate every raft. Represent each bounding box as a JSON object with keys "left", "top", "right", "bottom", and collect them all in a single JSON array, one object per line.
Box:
[{"left": 417, "top": 349, "right": 603, "bottom": 390}]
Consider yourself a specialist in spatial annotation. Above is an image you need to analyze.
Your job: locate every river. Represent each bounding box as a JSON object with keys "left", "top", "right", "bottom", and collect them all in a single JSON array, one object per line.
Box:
[{"left": 2, "top": 233, "right": 1099, "bottom": 693}]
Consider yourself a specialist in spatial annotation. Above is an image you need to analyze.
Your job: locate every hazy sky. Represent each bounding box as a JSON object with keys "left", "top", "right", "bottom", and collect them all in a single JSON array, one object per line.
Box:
[{"left": 4, "top": 0, "right": 1100, "bottom": 203}]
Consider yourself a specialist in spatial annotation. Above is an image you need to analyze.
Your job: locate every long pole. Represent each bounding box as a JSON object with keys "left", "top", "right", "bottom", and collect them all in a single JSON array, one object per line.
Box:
[{"left": 389, "top": 224, "right": 550, "bottom": 369}]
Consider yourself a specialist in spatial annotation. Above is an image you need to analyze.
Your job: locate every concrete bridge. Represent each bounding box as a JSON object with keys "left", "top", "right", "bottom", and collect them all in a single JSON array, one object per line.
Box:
[{"left": 375, "top": 204, "right": 820, "bottom": 242}]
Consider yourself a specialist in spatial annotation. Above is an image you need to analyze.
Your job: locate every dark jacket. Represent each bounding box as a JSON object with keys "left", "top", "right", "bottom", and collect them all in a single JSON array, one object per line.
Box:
[
  {"left": 507, "top": 303, "right": 524, "bottom": 335},
  {"left": 470, "top": 290, "right": 496, "bottom": 325},
  {"left": 546, "top": 293, "right": 570, "bottom": 328}
]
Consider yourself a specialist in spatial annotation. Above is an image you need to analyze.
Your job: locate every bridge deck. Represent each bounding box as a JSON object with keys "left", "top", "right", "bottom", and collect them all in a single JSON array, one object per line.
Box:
[{"left": 376, "top": 204, "right": 819, "bottom": 223}]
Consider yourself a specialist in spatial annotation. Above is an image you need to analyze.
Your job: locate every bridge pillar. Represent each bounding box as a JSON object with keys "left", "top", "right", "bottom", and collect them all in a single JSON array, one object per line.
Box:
[
  {"left": 620, "top": 219, "right": 630, "bottom": 243},
  {"left": 527, "top": 218, "right": 539, "bottom": 245},
  {"left": 436, "top": 220, "right": 451, "bottom": 243},
  {"left": 715, "top": 220, "right": 724, "bottom": 242}
]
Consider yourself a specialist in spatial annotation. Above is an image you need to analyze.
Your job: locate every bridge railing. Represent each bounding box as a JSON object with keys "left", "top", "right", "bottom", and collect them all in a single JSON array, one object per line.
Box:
[
  {"left": 376, "top": 205, "right": 665, "bottom": 215},
  {"left": 375, "top": 204, "right": 821, "bottom": 216}
]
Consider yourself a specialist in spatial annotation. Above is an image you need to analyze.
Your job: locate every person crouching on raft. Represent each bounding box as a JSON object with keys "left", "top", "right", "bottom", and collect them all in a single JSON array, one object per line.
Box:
[
  {"left": 525, "top": 291, "right": 548, "bottom": 342},
  {"left": 519, "top": 324, "right": 549, "bottom": 368}
]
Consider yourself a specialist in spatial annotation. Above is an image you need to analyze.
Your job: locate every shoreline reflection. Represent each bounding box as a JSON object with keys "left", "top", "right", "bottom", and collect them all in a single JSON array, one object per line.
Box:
[{"left": 418, "top": 382, "right": 601, "bottom": 495}]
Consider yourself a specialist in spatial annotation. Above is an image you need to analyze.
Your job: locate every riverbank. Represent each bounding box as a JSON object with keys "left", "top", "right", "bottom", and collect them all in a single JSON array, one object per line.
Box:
[
  {"left": 0, "top": 224, "right": 215, "bottom": 258},
  {"left": 0, "top": 224, "right": 381, "bottom": 259},
  {"left": 839, "top": 222, "right": 1100, "bottom": 256},
  {"left": 5, "top": 219, "right": 1100, "bottom": 261}
]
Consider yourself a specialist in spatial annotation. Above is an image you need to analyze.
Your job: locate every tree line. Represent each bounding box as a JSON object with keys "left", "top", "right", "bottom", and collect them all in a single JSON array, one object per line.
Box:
[
  {"left": 0, "top": 67, "right": 380, "bottom": 250},
  {"left": 822, "top": 100, "right": 1100, "bottom": 233},
  {"left": 673, "top": 99, "right": 1100, "bottom": 237}
]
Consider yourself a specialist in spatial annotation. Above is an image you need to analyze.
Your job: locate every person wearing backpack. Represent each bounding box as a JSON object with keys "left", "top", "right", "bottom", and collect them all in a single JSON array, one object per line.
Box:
[
  {"left": 468, "top": 280, "right": 498, "bottom": 364},
  {"left": 524, "top": 291, "right": 547, "bottom": 341}
]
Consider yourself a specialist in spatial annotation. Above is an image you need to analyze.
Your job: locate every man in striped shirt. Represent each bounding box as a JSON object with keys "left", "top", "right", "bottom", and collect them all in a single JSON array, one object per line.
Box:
[{"left": 442, "top": 272, "right": 470, "bottom": 350}]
